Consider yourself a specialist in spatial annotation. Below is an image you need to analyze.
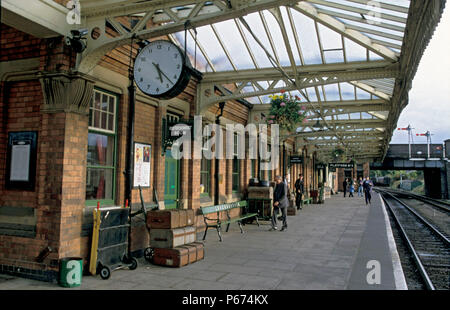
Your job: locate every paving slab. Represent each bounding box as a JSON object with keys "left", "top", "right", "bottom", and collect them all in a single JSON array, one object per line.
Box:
[{"left": 0, "top": 193, "right": 402, "bottom": 290}]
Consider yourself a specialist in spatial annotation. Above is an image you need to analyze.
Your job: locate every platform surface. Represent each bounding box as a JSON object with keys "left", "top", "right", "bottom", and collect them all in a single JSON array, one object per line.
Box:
[{"left": 0, "top": 193, "right": 403, "bottom": 290}]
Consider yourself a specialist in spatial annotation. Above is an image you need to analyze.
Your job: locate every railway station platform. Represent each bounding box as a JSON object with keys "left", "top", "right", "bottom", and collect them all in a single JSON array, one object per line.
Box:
[{"left": 0, "top": 193, "right": 405, "bottom": 290}]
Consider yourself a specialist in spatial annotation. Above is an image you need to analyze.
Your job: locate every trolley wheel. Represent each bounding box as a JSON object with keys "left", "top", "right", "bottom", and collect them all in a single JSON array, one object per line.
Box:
[
  {"left": 144, "top": 247, "right": 154, "bottom": 263},
  {"left": 129, "top": 257, "right": 138, "bottom": 270},
  {"left": 99, "top": 265, "right": 111, "bottom": 280}
]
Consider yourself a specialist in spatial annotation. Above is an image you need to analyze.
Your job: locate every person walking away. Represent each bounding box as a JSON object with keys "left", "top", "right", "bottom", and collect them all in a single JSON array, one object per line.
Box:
[
  {"left": 358, "top": 177, "right": 364, "bottom": 197},
  {"left": 363, "top": 177, "right": 373, "bottom": 205},
  {"left": 270, "top": 176, "right": 289, "bottom": 232},
  {"left": 294, "top": 174, "right": 304, "bottom": 210},
  {"left": 343, "top": 178, "right": 348, "bottom": 197}
]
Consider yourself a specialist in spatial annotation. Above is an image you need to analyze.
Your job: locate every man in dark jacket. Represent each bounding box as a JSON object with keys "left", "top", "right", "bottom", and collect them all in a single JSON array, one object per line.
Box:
[
  {"left": 270, "top": 176, "right": 289, "bottom": 232},
  {"left": 362, "top": 177, "right": 373, "bottom": 205},
  {"left": 294, "top": 174, "right": 304, "bottom": 210}
]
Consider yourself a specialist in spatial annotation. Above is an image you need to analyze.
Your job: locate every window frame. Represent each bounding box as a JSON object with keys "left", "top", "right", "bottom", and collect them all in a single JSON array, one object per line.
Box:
[
  {"left": 200, "top": 157, "right": 211, "bottom": 197},
  {"left": 85, "top": 88, "right": 119, "bottom": 207},
  {"left": 232, "top": 133, "right": 240, "bottom": 193},
  {"left": 200, "top": 127, "right": 212, "bottom": 198}
]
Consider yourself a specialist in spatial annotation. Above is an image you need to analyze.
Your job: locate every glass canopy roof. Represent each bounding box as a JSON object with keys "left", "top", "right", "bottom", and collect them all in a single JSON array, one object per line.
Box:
[{"left": 76, "top": 0, "right": 439, "bottom": 161}]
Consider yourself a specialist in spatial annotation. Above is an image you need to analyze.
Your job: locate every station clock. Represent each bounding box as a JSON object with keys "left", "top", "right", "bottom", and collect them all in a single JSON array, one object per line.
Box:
[{"left": 133, "top": 40, "right": 192, "bottom": 100}]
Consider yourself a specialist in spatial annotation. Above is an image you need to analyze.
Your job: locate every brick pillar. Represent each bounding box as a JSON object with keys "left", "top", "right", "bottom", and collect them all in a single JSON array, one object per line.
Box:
[
  {"left": 38, "top": 72, "right": 94, "bottom": 260},
  {"left": 363, "top": 162, "right": 370, "bottom": 179},
  {"left": 226, "top": 159, "right": 232, "bottom": 201},
  {"left": 338, "top": 168, "right": 345, "bottom": 191},
  {"left": 187, "top": 140, "right": 201, "bottom": 210}
]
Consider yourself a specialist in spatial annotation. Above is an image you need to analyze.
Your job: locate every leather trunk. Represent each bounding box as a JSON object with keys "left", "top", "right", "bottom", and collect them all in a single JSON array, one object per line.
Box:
[
  {"left": 179, "top": 244, "right": 197, "bottom": 264},
  {"left": 147, "top": 209, "right": 195, "bottom": 229},
  {"left": 150, "top": 226, "right": 196, "bottom": 248},
  {"left": 190, "top": 242, "right": 205, "bottom": 261},
  {"left": 152, "top": 247, "right": 189, "bottom": 267},
  {"left": 179, "top": 209, "right": 195, "bottom": 227},
  {"left": 287, "top": 206, "right": 297, "bottom": 216},
  {"left": 147, "top": 210, "right": 181, "bottom": 229}
]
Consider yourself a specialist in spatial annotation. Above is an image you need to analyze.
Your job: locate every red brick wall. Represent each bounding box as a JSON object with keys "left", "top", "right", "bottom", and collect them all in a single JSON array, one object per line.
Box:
[
  {"left": 0, "top": 81, "right": 42, "bottom": 208},
  {"left": 0, "top": 24, "right": 41, "bottom": 61}
]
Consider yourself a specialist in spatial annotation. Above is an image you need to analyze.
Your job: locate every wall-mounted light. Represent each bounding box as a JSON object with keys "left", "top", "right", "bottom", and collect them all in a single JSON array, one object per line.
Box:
[{"left": 65, "top": 29, "right": 88, "bottom": 53}]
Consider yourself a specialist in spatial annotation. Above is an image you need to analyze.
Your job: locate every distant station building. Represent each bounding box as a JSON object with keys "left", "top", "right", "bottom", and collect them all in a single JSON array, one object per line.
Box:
[{"left": 0, "top": 0, "right": 445, "bottom": 281}]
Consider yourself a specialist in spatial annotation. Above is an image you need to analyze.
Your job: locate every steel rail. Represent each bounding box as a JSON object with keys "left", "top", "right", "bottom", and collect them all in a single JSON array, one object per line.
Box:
[
  {"left": 379, "top": 191, "right": 436, "bottom": 290},
  {"left": 380, "top": 190, "right": 450, "bottom": 246},
  {"left": 378, "top": 187, "right": 450, "bottom": 213}
]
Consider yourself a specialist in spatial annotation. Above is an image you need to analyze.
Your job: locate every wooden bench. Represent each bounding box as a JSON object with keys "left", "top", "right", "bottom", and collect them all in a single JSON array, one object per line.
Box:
[
  {"left": 302, "top": 197, "right": 312, "bottom": 205},
  {"left": 200, "top": 201, "right": 259, "bottom": 242}
]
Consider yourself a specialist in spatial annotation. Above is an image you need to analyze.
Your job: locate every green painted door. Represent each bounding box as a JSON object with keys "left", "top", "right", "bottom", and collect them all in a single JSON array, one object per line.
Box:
[{"left": 164, "top": 150, "right": 179, "bottom": 209}]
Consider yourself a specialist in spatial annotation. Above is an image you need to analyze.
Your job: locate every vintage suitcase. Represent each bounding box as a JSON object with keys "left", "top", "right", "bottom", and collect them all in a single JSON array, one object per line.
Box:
[
  {"left": 190, "top": 242, "right": 205, "bottom": 261},
  {"left": 147, "top": 210, "right": 181, "bottom": 229},
  {"left": 152, "top": 247, "right": 189, "bottom": 267},
  {"left": 150, "top": 226, "right": 196, "bottom": 248},
  {"left": 147, "top": 209, "right": 195, "bottom": 229},
  {"left": 287, "top": 206, "right": 297, "bottom": 216},
  {"left": 179, "top": 209, "right": 195, "bottom": 227},
  {"left": 179, "top": 244, "right": 197, "bottom": 264}
]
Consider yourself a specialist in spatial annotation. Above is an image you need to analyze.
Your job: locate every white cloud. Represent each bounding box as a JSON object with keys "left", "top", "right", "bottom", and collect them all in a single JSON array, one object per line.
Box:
[{"left": 391, "top": 5, "right": 450, "bottom": 144}]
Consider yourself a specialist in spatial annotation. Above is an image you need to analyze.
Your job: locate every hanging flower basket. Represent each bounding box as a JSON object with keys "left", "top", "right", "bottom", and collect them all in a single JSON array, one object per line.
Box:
[
  {"left": 331, "top": 148, "right": 345, "bottom": 160},
  {"left": 264, "top": 90, "right": 308, "bottom": 133}
]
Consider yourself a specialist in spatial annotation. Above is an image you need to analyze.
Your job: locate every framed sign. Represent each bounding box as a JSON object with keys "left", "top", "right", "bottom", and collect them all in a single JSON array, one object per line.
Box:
[
  {"left": 315, "top": 163, "right": 326, "bottom": 169},
  {"left": 289, "top": 155, "right": 303, "bottom": 164},
  {"left": 328, "top": 163, "right": 354, "bottom": 169},
  {"left": 133, "top": 142, "right": 151, "bottom": 188},
  {"left": 6, "top": 131, "right": 38, "bottom": 190}
]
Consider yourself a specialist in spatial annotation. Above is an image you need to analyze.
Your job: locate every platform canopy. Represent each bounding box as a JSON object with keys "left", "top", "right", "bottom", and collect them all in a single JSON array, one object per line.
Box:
[{"left": 3, "top": 0, "right": 443, "bottom": 162}]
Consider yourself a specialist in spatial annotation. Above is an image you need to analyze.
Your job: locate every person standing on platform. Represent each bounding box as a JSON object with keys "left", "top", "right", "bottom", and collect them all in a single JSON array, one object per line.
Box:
[
  {"left": 349, "top": 179, "right": 355, "bottom": 197},
  {"left": 363, "top": 177, "right": 373, "bottom": 205},
  {"left": 270, "top": 176, "right": 289, "bottom": 232},
  {"left": 358, "top": 177, "right": 364, "bottom": 197},
  {"left": 294, "top": 174, "right": 304, "bottom": 210},
  {"left": 343, "top": 178, "right": 348, "bottom": 197}
]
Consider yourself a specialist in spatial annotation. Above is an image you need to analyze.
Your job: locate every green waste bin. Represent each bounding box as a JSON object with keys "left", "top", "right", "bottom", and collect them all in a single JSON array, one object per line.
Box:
[{"left": 59, "top": 257, "right": 83, "bottom": 288}]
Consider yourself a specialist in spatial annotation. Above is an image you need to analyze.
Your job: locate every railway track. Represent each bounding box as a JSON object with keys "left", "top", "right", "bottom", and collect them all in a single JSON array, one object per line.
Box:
[
  {"left": 377, "top": 189, "right": 450, "bottom": 290},
  {"left": 378, "top": 187, "right": 450, "bottom": 213}
]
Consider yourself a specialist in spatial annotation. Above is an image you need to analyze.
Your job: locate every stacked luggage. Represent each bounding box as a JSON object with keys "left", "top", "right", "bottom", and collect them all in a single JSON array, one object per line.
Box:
[
  {"left": 287, "top": 197, "right": 297, "bottom": 216},
  {"left": 147, "top": 209, "right": 204, "bottom": 267}
]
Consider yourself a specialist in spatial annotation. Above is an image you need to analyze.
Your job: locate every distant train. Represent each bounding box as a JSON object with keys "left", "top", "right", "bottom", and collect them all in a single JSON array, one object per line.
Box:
[{"left": 372, "top": 176, "right": 391, "bottom": 187}]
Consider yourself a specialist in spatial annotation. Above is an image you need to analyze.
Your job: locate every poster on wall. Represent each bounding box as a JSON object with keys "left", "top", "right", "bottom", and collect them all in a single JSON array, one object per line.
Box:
[
  {"left": 133, "top": 142, "right": 151, "bottom": 188},
  {"left": 6, "top": 131, "right": 38, "bottom": 190}
]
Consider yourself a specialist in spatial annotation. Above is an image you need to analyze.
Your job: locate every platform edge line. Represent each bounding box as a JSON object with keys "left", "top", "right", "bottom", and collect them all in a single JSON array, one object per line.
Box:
[{"left": 379, "top": 193, "right": 408, "bottom": 290}]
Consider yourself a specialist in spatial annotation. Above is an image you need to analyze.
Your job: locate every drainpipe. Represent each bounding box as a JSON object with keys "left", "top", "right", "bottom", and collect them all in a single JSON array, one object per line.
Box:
[{"left": 125, "top": 37, "right": 137, "bottom": 259}]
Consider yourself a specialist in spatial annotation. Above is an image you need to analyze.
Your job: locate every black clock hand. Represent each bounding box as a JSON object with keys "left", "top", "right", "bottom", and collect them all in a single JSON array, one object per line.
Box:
[
  {"left": 152, "top": 62, "right": 163, "bottom": 83},
  {"left": 158, "top": 68, "right": 175, "bottom": 85}
]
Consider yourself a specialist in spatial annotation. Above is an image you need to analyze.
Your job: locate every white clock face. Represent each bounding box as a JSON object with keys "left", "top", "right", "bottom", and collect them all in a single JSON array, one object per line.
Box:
[{"left": 134, "top": 40, "right": 184, "bottom": 96}]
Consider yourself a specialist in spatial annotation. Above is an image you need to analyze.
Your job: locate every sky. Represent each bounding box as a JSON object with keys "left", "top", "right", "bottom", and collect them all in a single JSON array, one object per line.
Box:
[{"left": 390, "top": 4, "right": 450, "bottom": 145}]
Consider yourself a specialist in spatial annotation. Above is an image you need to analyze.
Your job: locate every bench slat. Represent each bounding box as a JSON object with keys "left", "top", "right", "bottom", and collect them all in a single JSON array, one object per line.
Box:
[{"left": 201, "top": 200, "right": 247, "bottom": 214}]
